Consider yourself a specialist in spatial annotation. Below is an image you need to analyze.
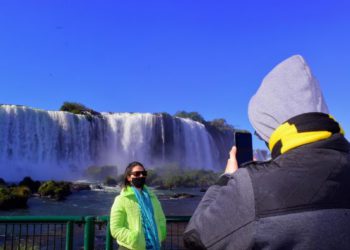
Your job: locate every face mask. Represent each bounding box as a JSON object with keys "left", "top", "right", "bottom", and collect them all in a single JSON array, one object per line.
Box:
[{"left": 131, "top": 177, "right": 146, "bottom": 188}]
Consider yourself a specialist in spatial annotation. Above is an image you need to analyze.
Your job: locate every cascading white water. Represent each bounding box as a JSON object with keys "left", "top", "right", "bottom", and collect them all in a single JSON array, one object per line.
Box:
[{"left": 0, "top": 105, "right": 226, "bottom": 181}]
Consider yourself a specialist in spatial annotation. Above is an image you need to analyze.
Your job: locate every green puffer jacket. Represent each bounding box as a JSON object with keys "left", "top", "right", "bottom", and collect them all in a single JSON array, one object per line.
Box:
[{"left": 110, "top": 186, "right": 167, "bottom": 250}]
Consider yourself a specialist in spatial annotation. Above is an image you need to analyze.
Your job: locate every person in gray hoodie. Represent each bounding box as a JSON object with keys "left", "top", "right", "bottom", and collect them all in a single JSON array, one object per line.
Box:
[{"left": 183, "top": 55, "right": 350, "bottom": 250}]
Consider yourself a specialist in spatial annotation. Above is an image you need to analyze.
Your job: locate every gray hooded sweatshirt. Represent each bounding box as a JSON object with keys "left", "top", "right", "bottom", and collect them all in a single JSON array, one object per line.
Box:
[{"left": 183, "top": 55, "right": 350, "bottom": 250}]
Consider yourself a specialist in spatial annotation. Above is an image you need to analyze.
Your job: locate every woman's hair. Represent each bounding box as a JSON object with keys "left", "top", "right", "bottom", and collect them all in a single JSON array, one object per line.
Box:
[{"left": 122, "top": 161, "right": 145, "bottom": 188}]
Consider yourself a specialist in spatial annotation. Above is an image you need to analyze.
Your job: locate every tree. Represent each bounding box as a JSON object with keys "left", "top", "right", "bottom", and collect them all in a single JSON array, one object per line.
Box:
[
  {"left": 59, "top": 102, "right": 100, "bottom": 116},
  {"left": 209, "top": 118, "right": 234, "bottom": 131},
  {"left": 174, "top": 111, "right": 206, "bottom": 124}
]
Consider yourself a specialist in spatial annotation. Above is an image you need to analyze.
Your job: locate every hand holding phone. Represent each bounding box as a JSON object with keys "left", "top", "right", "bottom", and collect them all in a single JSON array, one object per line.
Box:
[
  {"left": 225, "top": 146, "right": 238, "bottom": 174},
  {"left": 224, "top": 132, "right": 253, "bottom": 174}
]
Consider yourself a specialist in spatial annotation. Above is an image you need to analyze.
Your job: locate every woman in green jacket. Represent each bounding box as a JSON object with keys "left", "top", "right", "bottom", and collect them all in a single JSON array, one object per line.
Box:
[{"left": 110, "top": 161, "right": 167, "bottom": 250}]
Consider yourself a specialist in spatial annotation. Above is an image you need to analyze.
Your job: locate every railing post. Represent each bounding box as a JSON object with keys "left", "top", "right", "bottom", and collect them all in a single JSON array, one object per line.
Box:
[
  {"left": 84, "top": 216, "right": 95, "bottom": 250},
  {"left": 105, "top": 219, "right": 113, "bottom": 250},
  {"left": 65, "top": 221, "right": 73, "bottom": 250}
]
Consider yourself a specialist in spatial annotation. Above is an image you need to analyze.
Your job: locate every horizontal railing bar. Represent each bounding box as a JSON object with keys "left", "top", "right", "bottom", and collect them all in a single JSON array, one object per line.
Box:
[
  {"left": 0, "top": 216, "right": 85, "bottom": 223},
  {"left": 164, "top": 216, "right": 191, "bottom": 222},
  {"left": 0, "top": 215, "right": 191, "bottom": 223},
  {"left": 96, "top": 215, "right": 190, "bottom": 222}
]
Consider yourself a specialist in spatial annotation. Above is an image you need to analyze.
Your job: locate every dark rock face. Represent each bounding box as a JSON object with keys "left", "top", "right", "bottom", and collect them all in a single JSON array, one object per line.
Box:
[
  {"left": 71, "top": 183, "right": 91, "bottom": 191},
  {"left": 149, "top": 114, "right": 235, "bottom": 170},
  {"left": 0, "top": 178, "right": 6, "bottom": 186},
  {"left": 19, "top": 176, "right": 41, "bottom": 193},
  {"left": 204, "top": 123, "right": 235, "bottom": 168}
]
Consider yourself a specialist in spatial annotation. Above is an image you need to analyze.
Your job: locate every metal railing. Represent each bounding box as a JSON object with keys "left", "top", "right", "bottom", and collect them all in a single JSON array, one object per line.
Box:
[{"left": 0, "top": 216, "right": 190, "bottom": 250}]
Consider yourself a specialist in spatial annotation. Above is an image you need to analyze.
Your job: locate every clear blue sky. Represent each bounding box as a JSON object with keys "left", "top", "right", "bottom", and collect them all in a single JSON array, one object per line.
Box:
[{"left": 0, "top": 1, "right": 349, "bottom": 149}]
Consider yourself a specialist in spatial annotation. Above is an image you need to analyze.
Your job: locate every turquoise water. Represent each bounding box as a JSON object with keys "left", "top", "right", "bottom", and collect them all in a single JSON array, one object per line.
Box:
[{"left": 0, "top": 188, "right": 204, "bottom": 216}]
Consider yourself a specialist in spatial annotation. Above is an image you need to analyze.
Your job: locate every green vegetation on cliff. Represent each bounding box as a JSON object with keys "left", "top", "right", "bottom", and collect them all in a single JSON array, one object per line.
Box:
[
  {"left": 59, "top": 102, "right": 236, "bottom": 133},
  {"left": 174, "top": 111, "right": 234, "bottom": 132},
  {"left": 174, "top": 111, "right": 206, "bottom": 124},
  {"left": 208, "top": 118, "right": 234, "bottom": 131},
  {"left": 148, "top": 168, "right": 219, "bottom": 189},
  {"left": 59, "top": 102, "right": 100, "bottom": 116}
]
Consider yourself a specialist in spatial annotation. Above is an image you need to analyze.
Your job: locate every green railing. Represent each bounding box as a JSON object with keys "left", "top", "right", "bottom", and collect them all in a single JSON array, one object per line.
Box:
[{"left": 0, "top": 216, "right": 190, "bottom": 250}]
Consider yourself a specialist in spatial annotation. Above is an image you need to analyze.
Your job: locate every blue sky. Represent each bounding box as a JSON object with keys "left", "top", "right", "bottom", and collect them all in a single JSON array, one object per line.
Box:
[{"left": 0, "top": 1, "right": 349, "bottom": 149}]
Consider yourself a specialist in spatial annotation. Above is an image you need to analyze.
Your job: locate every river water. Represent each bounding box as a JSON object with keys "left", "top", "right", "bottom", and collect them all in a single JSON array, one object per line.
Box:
[{"left": 0, "top": 187, "right": 204, "bottom": 217}]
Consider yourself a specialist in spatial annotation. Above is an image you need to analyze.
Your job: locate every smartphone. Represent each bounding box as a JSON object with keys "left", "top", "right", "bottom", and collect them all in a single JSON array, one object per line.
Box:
[{"left": 234, "top": 131, "right": 253, "bottom": 166}]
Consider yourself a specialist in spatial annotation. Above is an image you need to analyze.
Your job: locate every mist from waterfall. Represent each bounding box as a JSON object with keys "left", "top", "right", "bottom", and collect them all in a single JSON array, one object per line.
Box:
[{"left": 0, "top": 105, "right": 232, "bottom": 181}]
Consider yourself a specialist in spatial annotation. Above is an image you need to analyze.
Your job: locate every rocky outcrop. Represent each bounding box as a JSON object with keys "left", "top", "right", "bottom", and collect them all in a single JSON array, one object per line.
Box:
[{"left": 0, "top": 186, "right": 30, "bottom": 210}]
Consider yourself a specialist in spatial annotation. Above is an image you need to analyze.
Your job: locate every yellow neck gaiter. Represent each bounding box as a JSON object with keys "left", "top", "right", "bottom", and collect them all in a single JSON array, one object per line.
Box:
[{"left": 269, "top": 112, "right": 345, "bottom": 158}]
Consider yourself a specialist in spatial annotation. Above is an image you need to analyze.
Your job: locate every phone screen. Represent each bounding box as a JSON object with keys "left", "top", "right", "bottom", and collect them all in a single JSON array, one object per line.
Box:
[{"left": 234, "top": 132, "right": 253, "bottom": 166}]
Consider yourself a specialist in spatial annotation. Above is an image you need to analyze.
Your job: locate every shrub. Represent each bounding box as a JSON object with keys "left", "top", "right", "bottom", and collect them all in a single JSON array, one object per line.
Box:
[
  {"left": 0, "top": 186, "right": 30, "bottom": 210},
  {"left": 38, "top": 181, "right": 71, "bottom": 201}
]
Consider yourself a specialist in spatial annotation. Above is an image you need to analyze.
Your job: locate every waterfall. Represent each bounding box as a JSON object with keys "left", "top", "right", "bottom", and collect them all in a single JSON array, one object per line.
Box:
[{"left": 0, "top": 105, "right": 233, "bottom": 180}]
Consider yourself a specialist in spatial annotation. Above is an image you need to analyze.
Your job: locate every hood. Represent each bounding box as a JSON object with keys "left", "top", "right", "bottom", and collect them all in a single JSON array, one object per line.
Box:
[{"left": 248, "top": 55, "right": 329, "bottom": 142}]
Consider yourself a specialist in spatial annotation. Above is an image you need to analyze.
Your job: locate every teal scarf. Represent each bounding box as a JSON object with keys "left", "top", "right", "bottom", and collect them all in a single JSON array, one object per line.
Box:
[{"left": 131, "top": 186, "right": 160, "bottom": 250}]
